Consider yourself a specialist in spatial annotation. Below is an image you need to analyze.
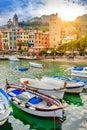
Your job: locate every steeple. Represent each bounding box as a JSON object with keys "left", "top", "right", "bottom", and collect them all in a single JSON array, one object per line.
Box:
[{"left": 13, "top": 14, "right": 18, "bottom": 26}]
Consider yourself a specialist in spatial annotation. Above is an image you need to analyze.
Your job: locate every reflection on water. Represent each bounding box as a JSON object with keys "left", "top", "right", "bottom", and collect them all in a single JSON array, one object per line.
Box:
[
  {"left": 0, "top": 60, "right": 87, "bottom": 130},
  {"left": 63, "top": 93, "right": 83, "bottom": 106},
  {"left": 0, "top": 121, "right": 12, "bottom": 130}
]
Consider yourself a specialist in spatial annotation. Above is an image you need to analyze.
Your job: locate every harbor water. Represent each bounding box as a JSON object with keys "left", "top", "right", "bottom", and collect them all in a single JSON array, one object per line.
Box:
[{"left": 0, "top": 59, "right": 87, "bottom": 130}]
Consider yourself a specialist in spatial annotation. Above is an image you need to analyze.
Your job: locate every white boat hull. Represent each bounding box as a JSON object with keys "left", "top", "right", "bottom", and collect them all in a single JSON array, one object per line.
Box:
[
  {"left": 0, "top": 109, "right": 11, "bottom": 125},
  {"left": 0, "top": 88, "right": 11, "bottom": 125},
  {"left": 71, "top": 70, "right": 87, "bottom": 78},
  {"left": 29, "top": 62, "right": 44, "bottom": 68},
  {"left": 65, "top": 86, "right": 83, "bottom": 94},
  {"left": 20, "top": 78, "right": 65, "bottom": 99},
  {"left": 36, "top": 89, "right": 65, "bottom": 100},
  {"left": 65, "top": 67, "right": 87, "bottom": 78},
  {"left": 9, "top": 56, "right": 20, "bottom": 61},
  {"left": 12, "top": 102, "right": 63, "bottom": 119}
]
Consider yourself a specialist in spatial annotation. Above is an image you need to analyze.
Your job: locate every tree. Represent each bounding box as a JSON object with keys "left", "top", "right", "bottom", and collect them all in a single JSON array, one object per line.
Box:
[{"left": 17, "top": 42, "right": 22, "bottom": 51}]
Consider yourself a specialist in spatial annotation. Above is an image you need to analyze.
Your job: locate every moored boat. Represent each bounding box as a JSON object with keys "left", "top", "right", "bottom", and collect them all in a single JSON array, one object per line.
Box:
[
  {"left": 29, "top": 62, "right": 45, "bottom": 68},
  {"left": 53, "top": 75, "right": 84, "bottom": 94},
  {"left": 65, "top": 66, "right": 87, "bottom": 78},
  {"left": 9, "top": 55, "right": 20, "bottom": 62},
  {"left": 5, "top": 82, "right": 63, "bottom": 121},
  {"left": 0, "top": 88, "right": 11, "bottom": 125},
  {"left": 16, "top": 67, "right": 28, "bottom": 71},
  {"left": 20, "top": 77, "right": 66, "bottom": 99}
]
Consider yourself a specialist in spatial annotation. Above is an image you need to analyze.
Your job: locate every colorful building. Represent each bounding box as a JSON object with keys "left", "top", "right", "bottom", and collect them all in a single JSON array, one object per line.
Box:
[{"left": 2, "top": 29, "right": 10, "bottom": 50}]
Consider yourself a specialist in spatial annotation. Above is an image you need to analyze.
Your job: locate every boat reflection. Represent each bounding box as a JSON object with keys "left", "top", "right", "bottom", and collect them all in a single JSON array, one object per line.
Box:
[{"left": 63, "top": 93, "right": 83, "bottom": 106}]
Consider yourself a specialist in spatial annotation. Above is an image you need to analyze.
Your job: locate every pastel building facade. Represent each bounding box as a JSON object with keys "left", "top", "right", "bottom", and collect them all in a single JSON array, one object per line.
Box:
[{"left": 28, "top": 29, "right": 49, "bottom": 54}]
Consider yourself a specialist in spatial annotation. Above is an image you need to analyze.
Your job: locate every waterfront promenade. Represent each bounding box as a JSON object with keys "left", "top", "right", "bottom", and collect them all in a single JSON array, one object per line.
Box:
[{"left": 0, "top": 55, "right": 87, "bottom": 64}]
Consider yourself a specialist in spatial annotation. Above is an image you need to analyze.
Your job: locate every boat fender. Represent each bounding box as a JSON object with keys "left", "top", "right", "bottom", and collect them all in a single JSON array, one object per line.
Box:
[
  {"left": 20, "top": 103, "right": 25, "bottom": 108},
  {"left": 12, "top": 97, "right": 21, "bottom": 104},
  {"left": 29, "top": 106, "right": 36, "bottom": 110},
  {"left": 64, "top": 81, "right": 67, "bottom": 88},
  {"left": 13, "top": 100, "right": 18, "bottom": 104}
]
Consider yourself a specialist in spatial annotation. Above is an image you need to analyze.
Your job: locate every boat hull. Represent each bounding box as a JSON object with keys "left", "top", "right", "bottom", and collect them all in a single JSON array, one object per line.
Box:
[
  {"left": 0, "top": 109, "right": 11, "bottom": 125},
  {"left": 65, "top": 85, "right": 84, "bottom": 94},
  {"left": 71, "top": 70, "right": 87, "bottom": 78},
  {"left": 12, "top": 101, "right": 63, "bottom": 120},
  {"left": 35, "top": 89, "right": 65, "bottom": 99},
  {"left": 9, "top": 55, "right": 20, "bottom": 62},
  {"left": 29, "top": 62, "right": 44, "bottom": 68},
  {"left": 53, "top": 76, "right": 84, "bottom": 94},
  {"left": 0, "top": 88, "right": 11, "bottom": 125}
]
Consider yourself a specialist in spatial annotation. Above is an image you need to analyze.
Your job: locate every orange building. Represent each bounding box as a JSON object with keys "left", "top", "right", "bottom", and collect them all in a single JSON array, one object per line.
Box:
[
  {"left": 16, "top": 28, "right": 29, "bottom": 51},
  {"left": 34, "top": 30, "right": 49, "bottom": 53}
]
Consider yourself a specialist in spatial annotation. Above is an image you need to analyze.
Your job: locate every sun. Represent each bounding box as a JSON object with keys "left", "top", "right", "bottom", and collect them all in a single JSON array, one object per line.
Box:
[{"left": 58, "top": 3, "right": 85, "bottom": 21}]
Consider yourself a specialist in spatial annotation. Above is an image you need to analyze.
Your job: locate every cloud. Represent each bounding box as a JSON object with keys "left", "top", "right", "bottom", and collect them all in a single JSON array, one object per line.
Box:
[
  {"left": 0, "top": 0, "right": 46, "bottom": 25},
  {"left": 0, "top": 0, "right": 86, "bottom": 25},
  {"left": 64, "top": 0, "right": 87, "bottom": 6}
]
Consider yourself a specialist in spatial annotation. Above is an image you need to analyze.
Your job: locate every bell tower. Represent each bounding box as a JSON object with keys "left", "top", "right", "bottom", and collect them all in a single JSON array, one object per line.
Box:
[{"left": 13, "top": 14, "right": 18, "bottom": 26}]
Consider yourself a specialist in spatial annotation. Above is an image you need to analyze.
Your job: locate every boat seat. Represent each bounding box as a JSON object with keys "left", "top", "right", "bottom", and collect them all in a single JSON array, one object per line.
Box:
[
  {"left": 8, "top": 89, "right": 25, "bottom": 97},
  {"left": 73, "top": 67, "right": 83, "bottom": 71},
  {"left": 28, "top": 96, "right": 43, "bottom": 105},
  {"left": 35, "top": 100, "right": 47, "bottom": 108}
]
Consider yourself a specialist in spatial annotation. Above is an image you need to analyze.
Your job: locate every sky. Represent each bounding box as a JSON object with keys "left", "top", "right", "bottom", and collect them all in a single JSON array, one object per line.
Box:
[{"left": 0, "top": 0, "right": 87, "bottom": 26}]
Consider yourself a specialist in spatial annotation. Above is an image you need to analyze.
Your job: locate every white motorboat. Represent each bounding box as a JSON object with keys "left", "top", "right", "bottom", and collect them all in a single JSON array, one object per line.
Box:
[
  {"left": 65, "top": 66, "right": 87, "bottom": 78},
  {"left": 5, "top": 82, "right": 63, "bottom": 121},
  {"left": 0, "top": 88, "right": 11, "bottom": 125},
  {"left": 29, "top": 62, "right": 45, "bottom": 68},
  {"left": 9, "top": 55, "right": 20, "bottom": 62},
  {"left": 20, "top": 77, "right": 66, "bottom": 100}
]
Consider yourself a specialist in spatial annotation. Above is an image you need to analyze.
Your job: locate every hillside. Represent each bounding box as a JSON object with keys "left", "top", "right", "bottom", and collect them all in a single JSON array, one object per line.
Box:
[
  {"left": 74, "top": 14, "right": 87, "bottom": 36},
  {"left": 18, "top": 13, "right": 87, "bottom": 35}
]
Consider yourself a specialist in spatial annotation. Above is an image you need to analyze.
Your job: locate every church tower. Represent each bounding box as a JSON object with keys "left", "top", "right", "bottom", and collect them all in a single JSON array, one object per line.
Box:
[{"left": 13, "top": 14, "right": 18, "bottom": 26}]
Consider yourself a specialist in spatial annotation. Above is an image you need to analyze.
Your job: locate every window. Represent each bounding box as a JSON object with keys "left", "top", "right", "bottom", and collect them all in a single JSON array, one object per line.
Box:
[
  {"left": 10, "top": 37, "right": 12, "bottom": 40},
  {"left": 14, "top": 37, "right": 16, "bottom": 40},
  {"left": 14, "top": 32, "right": 16, "bottom": 35}
]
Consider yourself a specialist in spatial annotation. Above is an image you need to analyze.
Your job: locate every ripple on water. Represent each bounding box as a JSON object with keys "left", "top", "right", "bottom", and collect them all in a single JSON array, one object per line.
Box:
[{"left": 8, "top": 116, "right": 30, "bottom": 130}]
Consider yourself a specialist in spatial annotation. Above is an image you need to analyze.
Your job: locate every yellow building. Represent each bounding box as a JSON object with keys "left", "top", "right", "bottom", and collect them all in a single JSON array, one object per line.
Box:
[{"left": 2, "top": 29, "right": 10, "bottom": 50}]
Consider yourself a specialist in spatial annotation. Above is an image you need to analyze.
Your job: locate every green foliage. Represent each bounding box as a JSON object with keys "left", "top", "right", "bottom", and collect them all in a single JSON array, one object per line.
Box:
[
  {"left": 57, "top": 35, "right": 87, "bottom": 54},
  {"left": 40, "top": 49, "right": 47, "bottom": 55},
  {"left": 51, "top": 49, "right": 56, "bottom": 55}
]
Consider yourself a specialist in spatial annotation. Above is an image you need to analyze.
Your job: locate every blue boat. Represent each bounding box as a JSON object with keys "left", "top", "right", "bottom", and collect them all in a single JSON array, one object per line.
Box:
[
  {"left": 0, "top": 88, "right": 11, "bottom": 125},
  {"left": 16, "top": 67, "right": 28, "bottom": 71}
]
